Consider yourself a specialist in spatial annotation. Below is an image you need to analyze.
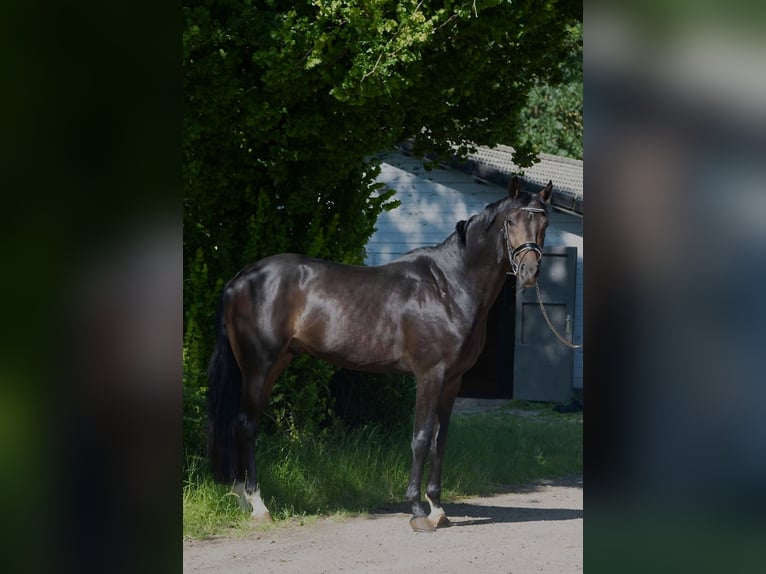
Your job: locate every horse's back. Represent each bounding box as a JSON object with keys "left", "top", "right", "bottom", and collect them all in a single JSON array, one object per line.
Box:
[
  {"left": 222, "top": 252, "right": 447, "bottom": 373},
  {"left": 228, "top": 252, "right": 433, "bottom": 299}
]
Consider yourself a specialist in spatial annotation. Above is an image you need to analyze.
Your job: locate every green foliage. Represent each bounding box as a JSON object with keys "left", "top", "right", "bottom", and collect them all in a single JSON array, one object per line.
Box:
[
  {"left": 260, "top": 356, "right": 337, "bottom": 440},
  {"left": 183, "top": 0, "right": 581, "bottom": 455},
  {"left": 516, "top": 22, "right": 583, "bottom": 159},
  {"left": 183, "top": 455, "right": 252, "bottom": 538},
  {"left": 329, "top": 370, "right": 416, "bottom": 430},
  {"left": 183, "top": 248, "right": 223, "bottom": 456}
]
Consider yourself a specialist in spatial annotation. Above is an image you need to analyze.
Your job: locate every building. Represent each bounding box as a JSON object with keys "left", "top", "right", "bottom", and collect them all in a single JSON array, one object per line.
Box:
[{"left": 366, "top": 144, "right": 583, "bottom": 403}]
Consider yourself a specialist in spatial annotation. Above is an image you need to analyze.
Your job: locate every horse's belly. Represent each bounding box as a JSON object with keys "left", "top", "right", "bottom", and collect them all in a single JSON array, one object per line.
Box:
[{"left": 290, "top": 311, "right": 407, "bottom": 371}]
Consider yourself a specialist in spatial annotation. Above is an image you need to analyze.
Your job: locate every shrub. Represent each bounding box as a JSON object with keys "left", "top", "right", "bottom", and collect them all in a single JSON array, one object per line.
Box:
[
  {"left": 183, "top": 0, "right": 581, "bottom": 457},
  {"left": 329, "top": 370, "right": 416, "bottom": 431}
]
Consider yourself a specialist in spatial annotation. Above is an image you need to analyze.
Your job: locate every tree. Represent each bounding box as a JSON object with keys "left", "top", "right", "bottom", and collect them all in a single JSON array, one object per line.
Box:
[
  {"left": 183, "top": 0, "right": 582, "bottom": 454},
  {"left": 516, "top": 21, "right": 583, "bottom": 159}
]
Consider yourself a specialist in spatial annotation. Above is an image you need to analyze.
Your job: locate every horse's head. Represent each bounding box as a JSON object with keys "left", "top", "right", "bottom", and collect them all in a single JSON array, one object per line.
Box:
[{"left": 502, "top": 177, "right": 552, "bottom": 287}]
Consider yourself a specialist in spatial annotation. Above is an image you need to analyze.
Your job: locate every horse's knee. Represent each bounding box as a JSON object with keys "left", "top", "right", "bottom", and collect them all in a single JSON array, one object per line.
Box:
[
  {"left": 411, "top": 429, "right": 431, "bottom": 455},
  {"left": 405, "top": 482, "right": 421, "bottom": 504}
]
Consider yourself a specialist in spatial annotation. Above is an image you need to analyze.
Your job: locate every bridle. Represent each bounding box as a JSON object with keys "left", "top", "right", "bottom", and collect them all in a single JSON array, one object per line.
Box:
[{"left": 503, "top": 206, "right": 546, "bottom": 275}]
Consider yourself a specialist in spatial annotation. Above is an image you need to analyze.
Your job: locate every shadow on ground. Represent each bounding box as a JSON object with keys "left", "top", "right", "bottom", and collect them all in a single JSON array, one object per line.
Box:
[
  {"left": 444, "top": 504, "right": 582, "bottom": 526},
  {"left": 371, "top": 501, "right": 582, "bottom": 527},
  {"left": 371, "top": 474, "right": 582, "bottom": 527}
]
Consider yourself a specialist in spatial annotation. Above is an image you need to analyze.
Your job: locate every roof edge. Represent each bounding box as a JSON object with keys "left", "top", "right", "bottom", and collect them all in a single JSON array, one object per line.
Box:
[{"left": 396, "top": 141, "right": 583, "bottom": 216}]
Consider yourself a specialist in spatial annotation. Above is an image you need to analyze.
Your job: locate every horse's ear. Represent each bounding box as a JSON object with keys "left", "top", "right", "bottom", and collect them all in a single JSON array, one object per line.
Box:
[
  {"left": 508, "top": 176, "right": 521, "bottom": 199},
  {"left": 455, "top": 220, "right": 468, "bottom": 245},
  {"left": 539, "top": 180, "right": 553, "bottom": 203}
]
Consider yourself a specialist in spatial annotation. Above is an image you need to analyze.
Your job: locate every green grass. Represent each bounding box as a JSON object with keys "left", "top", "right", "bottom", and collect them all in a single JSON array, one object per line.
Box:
[
  {"left": 183, "top": 410, "right": 582, "bottom": 539},
  {"left": 442, "top": 410, "right": 582, "bottom": 497},
  {"left": 183, "top": 456, "right": 253, "bottom": 539}
]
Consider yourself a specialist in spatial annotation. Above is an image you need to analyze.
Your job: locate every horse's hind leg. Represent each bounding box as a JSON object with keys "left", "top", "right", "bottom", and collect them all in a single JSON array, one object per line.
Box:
[
  {"left": 232, "top": 376, "right": 269, "bottom": 522},
  {"left": 232, "top": 345, "right": 292, "bottom": 523}
]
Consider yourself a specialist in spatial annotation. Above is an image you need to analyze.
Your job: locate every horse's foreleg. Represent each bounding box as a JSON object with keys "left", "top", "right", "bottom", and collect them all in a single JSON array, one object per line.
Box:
[
  {"left": 406, "top": 371, "right": 443, "bottom": 532},
  {"left": 424, "top": 377, "right": 462, "bottom": 529}
]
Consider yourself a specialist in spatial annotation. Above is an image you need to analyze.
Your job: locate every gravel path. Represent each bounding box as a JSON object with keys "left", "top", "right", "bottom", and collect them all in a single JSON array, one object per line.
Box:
[{"left": 183, "top": 476, "right": 582, "bottom": 574}]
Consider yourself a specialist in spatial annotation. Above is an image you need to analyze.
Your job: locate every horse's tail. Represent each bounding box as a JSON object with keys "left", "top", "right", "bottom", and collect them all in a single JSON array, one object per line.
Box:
[{"left": 206, "top": 293, "right": 241, "bottom": 484}]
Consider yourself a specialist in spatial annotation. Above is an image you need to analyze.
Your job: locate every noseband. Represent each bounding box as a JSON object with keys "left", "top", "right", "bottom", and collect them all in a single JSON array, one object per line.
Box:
[{"left": 503, "top": 206, "right": 546, "bottom": 275}]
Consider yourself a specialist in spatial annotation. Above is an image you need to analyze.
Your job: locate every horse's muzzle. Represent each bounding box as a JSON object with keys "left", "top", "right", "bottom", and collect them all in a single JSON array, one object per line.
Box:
[
  {"left": 517, "top": 259, "right": 540, "bottom": 287},
  {"left": 509, "top": 241, "right": 542, "bottom": 287}
]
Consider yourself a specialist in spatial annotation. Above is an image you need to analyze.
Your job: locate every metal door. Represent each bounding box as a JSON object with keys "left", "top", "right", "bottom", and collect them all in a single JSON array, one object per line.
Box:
[{"left": 513, "top": 246, "right": 577, "bottom": 402}]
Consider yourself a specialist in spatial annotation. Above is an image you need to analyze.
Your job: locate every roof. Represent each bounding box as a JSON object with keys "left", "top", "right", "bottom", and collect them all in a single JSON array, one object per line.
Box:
[
  {"left": 366, "top": 150, "right": 582, "bottom": 266},
  {"left": 398, "top": 142, "right": 583, "bottom": 216}
]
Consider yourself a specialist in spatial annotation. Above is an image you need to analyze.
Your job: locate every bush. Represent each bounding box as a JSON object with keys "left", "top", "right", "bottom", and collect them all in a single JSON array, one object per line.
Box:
[
  {"left": 260, "top": 356, "right": 338, "bottom": 440},
  {"left": 183, "top": 1, "right": 581, "bottom": 458},
  {"left": 516, "top": 22, "right": 583, "bottom": 160},
  {"left": 329, "top": 370, "right": 416, "bottom": 431}
]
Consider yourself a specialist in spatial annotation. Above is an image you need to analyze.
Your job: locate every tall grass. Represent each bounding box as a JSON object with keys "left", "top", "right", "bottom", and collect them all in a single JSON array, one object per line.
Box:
[
  {"left": 257, "top": 424, "right": 411, "bottom": 518},
  {"left": 183, "top": 455, "right": 252, "bottom": 539},
  {"left": 183, "top": 410, "right": 582, "bottom": 539},
  {"left": 442, "top": 411, "right": 583, "bottom": 497}
]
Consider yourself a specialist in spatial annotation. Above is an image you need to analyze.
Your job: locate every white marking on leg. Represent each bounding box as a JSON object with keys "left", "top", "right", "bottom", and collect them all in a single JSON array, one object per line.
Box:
[
  {"left": 245, "top": 486, "right": 272, "bottom": 523},
  {"left": 425, "top": 492, "right": 448, "bottom": 528},
  {"left": 232, "top": 481, "right": 251, "bottom": 512},
  {"left": 231, "top": 481, "right": 272, "bottom": 523}
]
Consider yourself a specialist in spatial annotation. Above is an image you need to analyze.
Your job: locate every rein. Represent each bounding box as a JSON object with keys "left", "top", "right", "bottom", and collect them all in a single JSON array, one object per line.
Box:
[
  {"left": 503, "top": 205, "right": 583, "bottom": 350},
  {"left": 535, "top": 283, "right": 583, "bottom": 349}
]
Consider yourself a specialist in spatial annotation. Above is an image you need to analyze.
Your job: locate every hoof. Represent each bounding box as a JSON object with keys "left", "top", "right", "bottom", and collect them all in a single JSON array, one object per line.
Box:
[
  {"left": 424, "top": 493, "right": 450, "bottom": 529},
  {"left": 429, "top": 513, "right": 451, "bottom": 529},
  {"left": 251, "top": 511, "right": 273, "bottom": 525},
  {"left": 410, "top": 515, "right": 436, "bottom": 533}
]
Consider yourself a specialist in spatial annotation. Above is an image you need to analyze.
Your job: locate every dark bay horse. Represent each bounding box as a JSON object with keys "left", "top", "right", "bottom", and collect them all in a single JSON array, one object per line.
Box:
[{"left": 207, "top": 176, "right": 552, "bottom": 531}]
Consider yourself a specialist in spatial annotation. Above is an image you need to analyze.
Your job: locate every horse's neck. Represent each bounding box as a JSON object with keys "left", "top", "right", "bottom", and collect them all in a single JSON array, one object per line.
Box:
[{"left": 442, "top": 232, "right": 509, "bottom": 318}]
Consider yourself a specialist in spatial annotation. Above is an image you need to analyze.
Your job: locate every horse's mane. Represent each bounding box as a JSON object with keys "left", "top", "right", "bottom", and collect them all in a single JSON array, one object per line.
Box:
[
  {"left": 396, "top": 191, "right": 540, "bottom": 261},
  {"left": 454, "top": 192, "right": 539, "bottom": 247}
]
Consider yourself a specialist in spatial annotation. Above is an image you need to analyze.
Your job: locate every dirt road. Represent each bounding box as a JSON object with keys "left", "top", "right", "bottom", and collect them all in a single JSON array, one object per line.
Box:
[{"left": 183, "top": 475, "right": 582, "bottom": 574}]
